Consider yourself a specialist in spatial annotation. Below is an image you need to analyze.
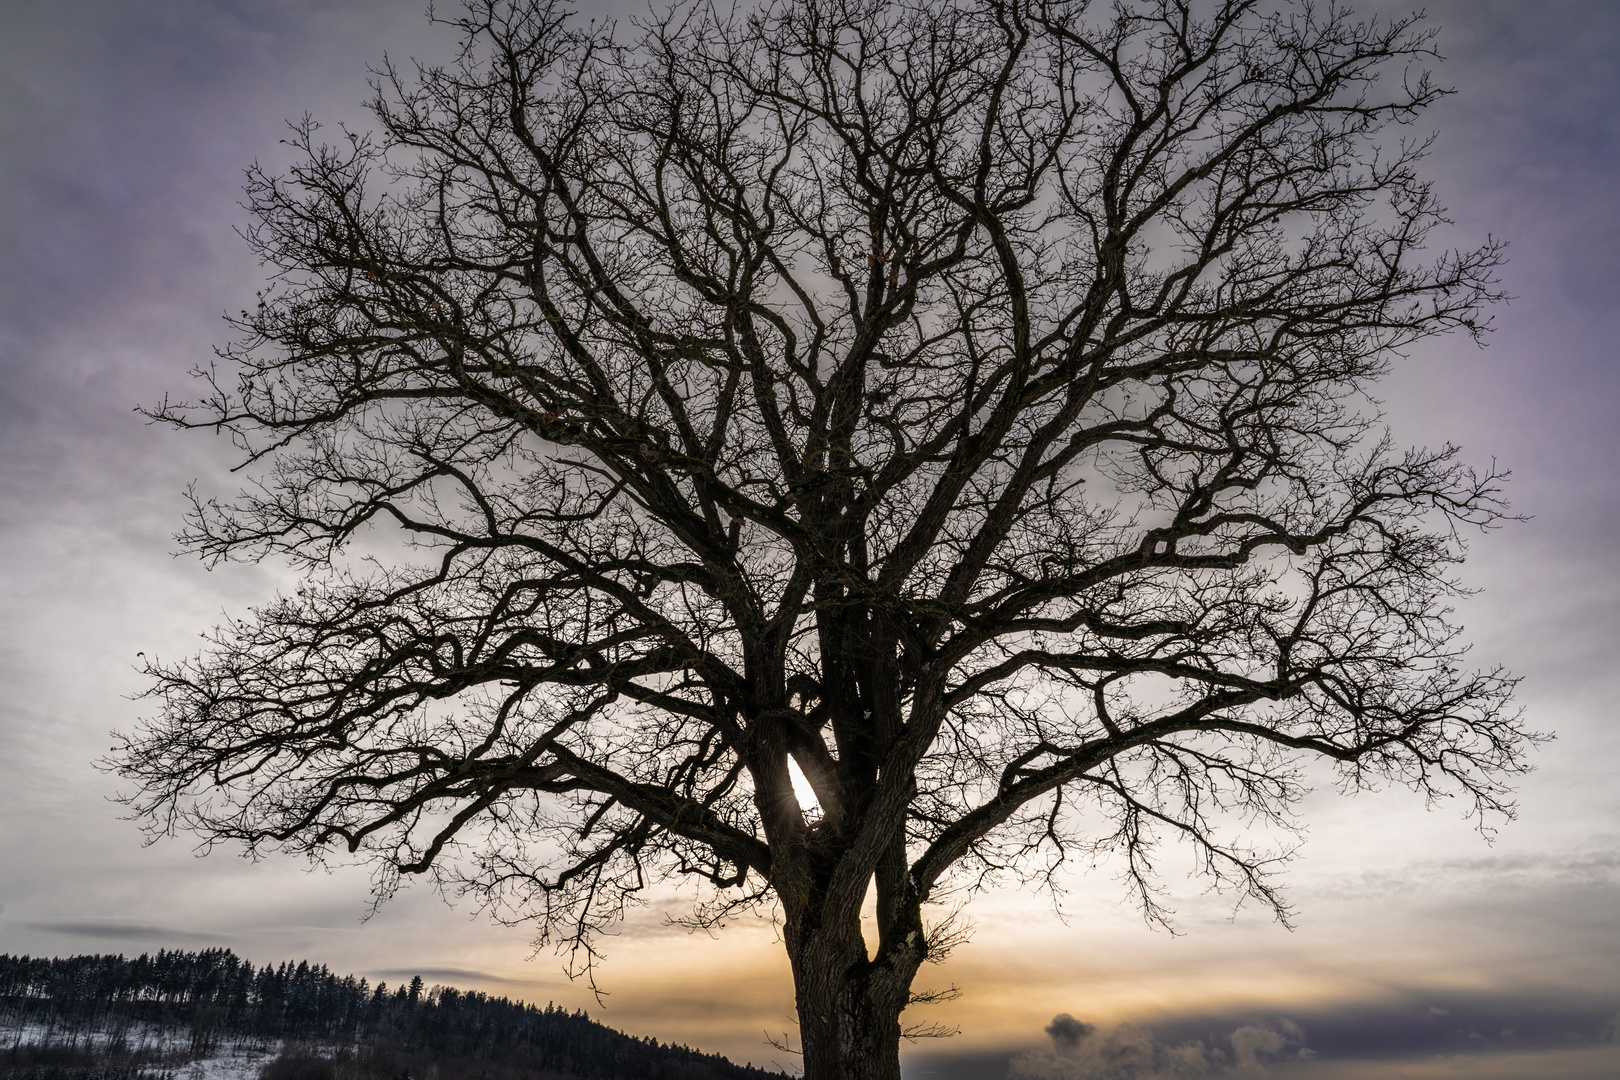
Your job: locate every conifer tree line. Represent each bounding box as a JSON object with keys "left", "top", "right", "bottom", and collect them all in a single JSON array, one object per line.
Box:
[{"left": 0, "top": 951, "right": 781, "bottom": 1080}]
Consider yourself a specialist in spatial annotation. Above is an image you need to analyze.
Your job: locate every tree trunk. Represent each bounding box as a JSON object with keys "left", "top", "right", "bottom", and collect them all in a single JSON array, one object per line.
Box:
[
  {"left": 792, "top": 949, "right": 906, "bottom": 1080},
  {"left": 786, "top": 904, "right": 919, "bottom": 1080}
]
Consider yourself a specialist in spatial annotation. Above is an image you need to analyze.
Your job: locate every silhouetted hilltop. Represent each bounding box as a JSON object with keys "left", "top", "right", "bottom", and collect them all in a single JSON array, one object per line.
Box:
[{"left": 0, "top": 950, "right": 786, "bottom": 1080}]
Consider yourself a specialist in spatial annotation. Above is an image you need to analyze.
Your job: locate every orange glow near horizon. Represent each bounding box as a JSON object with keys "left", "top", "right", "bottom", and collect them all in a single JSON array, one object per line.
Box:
[{"left": 362, "top": 855, "right": 1609, "bottom": 1070}]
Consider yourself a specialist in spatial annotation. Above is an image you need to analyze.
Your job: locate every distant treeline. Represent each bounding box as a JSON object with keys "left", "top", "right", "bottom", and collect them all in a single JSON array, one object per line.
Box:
[{"left": 0, "top": 950, "right": 783, "bottom": 1080}]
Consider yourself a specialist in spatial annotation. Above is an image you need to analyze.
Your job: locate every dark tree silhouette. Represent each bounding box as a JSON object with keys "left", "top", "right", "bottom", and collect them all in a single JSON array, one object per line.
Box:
[{"left": 115, "top": 1, "right": 1536, "bottom": 1076}]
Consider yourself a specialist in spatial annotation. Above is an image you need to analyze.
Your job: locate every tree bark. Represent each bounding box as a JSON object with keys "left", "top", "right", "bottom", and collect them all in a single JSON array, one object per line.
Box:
[
  {"left": 789, "top": 924, "right": 911, "bottom": 1080},
  {"left": 777, "top": 823, "right": 927, "bottom": 1080}
]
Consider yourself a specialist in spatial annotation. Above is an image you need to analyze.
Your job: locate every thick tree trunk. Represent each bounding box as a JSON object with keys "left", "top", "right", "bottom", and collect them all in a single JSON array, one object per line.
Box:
[
  {"left": 792, "top": 943, "right": 908, "bottom": 1080},
  {"left": 774, "top": 638, "right": 927, "bottom": 1079},
  {"left": 783, "top": 886, "right": 923, "bottom": 1080}
]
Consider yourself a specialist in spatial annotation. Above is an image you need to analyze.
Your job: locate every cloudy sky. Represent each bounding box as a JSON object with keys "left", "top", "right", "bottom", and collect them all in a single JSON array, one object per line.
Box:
[{"left": 0, "top": 1, "right": 1616, "bottom": 1077}]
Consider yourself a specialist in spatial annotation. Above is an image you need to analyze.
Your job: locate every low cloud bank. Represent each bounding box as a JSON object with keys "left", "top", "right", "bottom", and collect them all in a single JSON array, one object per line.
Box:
[
  {"left": 1146, "top": 993, "right": 1619, "bottom": 1061},
  {"left": 26, "top": 920, "right": 227, "bottom": 944},
  {"left": 1008, "top": 1014, "right": 1312, "bottom": 1079},
  {"left": 993, "top": 995, "right": 1620, "bottom": 1080}
]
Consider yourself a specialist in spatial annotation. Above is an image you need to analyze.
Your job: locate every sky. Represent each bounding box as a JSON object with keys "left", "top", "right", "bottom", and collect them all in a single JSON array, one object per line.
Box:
[{"left": 0, "top": 1, "right": 1616, "bottom": 1078}]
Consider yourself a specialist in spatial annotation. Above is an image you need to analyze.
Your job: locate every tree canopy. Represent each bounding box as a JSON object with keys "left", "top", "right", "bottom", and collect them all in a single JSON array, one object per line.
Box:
[{"left": 115, "top": 1, "right": 1535, "bottom": 1076}]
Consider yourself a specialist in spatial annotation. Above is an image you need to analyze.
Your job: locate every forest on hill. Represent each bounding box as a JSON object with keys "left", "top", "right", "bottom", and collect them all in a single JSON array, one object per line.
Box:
[{"left": 0, "top": 950, "right": 786, "bottom": 1080}]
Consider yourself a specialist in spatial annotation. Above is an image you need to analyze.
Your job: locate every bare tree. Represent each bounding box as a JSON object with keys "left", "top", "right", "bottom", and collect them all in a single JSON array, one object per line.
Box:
[{"left": 115, "top": 1, "right": 1536, "bottom": 1077}]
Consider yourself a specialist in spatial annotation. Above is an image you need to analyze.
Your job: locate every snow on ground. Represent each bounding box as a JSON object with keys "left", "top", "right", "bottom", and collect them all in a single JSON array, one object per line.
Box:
[
  {"left": 180, "top": 1043, "right": 281, "bottom": 1080},
  {"left": 1, "top": 1015, "right": 283, "bottom": 1079},
  {"left": 1, "top": 1018, "right": 195, "bottom": 1055}
]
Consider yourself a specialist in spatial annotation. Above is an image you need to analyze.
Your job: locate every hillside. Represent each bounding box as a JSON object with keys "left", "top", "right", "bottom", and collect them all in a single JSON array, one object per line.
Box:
[{"left": 0, "top": 950, "right": 787, "bottom": 1080}]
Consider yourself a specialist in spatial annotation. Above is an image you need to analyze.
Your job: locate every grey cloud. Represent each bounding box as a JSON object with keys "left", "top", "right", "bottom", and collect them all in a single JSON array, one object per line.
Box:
[
  {"left": 26, "top": 920, "right": 228, "bottom": 943},
  {"left": 1008, "top": 1022, "right": 1165, "bottom": 1080},
  {"left": 1010, "top": 1018, "right": 1282, "bottom": 1080},
  {"left": 915, "top": 992, "right": 1620, "bottom": 1080},
  {"left": 1303, "top": 846, "right": 1620, "bottom": 902},
  {"left": 1145, "top": 991, "right": 1620, "bottom": 1062},
  {"left": 368, "top": 967, "right": 516, "bottom": 987},
  {"left": 1436, "top": 850, "right": 1620, "bottom": 880},
  {"left": 1047, "top": 1014, "right": 1097, "bottom": 1053},
  {"left": 998, "top": 994, "right": 1620, "bottom": 1080}
]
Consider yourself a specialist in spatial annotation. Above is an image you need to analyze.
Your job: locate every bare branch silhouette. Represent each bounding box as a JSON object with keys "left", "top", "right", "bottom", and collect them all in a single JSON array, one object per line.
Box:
[{"left": 113, "top": 2, "right": 1536, "bottom": 1077}]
